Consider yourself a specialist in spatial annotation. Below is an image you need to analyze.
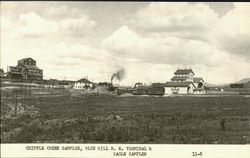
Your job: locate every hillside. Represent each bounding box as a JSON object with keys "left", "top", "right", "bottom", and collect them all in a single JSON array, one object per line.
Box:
[
  {"left": 204, "top": 78, "right": 250, "bottom": 88},
  {"left": 204, "top": 82, "right": 217, "bottom": 87},
  {"left": 235, "top": 78, "right": 250, "bottom": 84}
]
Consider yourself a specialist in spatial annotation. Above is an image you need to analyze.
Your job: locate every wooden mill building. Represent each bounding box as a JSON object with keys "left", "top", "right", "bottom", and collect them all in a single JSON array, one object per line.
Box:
[{"left": 7, "top": 57, "right": 43, "bottom": 82}]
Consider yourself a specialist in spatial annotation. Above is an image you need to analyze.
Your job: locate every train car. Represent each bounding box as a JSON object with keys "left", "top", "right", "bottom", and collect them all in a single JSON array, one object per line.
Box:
[
  {"left": 117, "top": 83, "right": 165, "bottom": 96},
  {"left": 132, "top": 86, "right": 149, "bottom": 95},
  {"left": 117, "top": 87, "right": 133, "bottom": 95},
  {"left": 147, "top": 86, "right": 165, "bottom": 96}
]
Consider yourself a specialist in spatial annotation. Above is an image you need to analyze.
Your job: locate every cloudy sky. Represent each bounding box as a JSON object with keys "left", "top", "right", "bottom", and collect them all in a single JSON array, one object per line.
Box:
[{"left": 1, "top": 2, "right": 249, "bottom": 85}]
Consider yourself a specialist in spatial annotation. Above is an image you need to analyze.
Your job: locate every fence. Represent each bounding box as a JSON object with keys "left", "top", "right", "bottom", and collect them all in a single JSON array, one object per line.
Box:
[{"left": 1, "top": 84, "right": 70, "bottom": 117}]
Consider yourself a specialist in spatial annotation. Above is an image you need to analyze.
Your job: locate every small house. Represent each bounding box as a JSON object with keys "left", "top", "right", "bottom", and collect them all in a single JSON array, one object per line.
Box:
[{"left": 73, "top": 78, "right": 94, "bottom": 90}]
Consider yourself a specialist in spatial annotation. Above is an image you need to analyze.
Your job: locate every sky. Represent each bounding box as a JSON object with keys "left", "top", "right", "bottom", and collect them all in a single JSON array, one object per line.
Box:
[{"left": 1, "top": 2, "right": 250, "bottom": 85}]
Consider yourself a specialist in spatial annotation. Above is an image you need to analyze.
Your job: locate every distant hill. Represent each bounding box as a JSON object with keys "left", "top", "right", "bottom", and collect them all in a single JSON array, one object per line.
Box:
[
  {"left": 204, "top": 82, "right": 217, "bottom": 87},
  {"left": 204, "top": 82, "right": 230, "bottom": 87},
  {"left": 235, "top": 78, "right": 250, "bottom": 84},
  {"left": 204, "top": 78, "right": 250, "bottom": 88}
]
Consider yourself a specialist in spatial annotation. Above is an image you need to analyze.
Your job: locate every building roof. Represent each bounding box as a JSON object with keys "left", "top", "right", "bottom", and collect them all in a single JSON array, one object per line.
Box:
[
  {"left": 24, "top": 64, "right": 41, "bottom": 70},
  {"left": 174, "top": 69, "right": 194, "bottom": 75},
  {"left": 165, "top": 81, "right": 195, "bottom": 87},
  {"left": 76, "top": 78, "right": 92, "bottom": 83},
  {"left": 9, "top": 66, "right": 22, "bottom": 72},
  {"left": 171, "top": 76, "right": 189, "bottom": 81},
  {"left": 151, "top": 83, "right": 165, "bottom": 87},
  {"left": 194, "top": 77, "right": 204, "bottom": 83},
  {"left": 18, "top": 57, "right": 35, "bottom": 62}
]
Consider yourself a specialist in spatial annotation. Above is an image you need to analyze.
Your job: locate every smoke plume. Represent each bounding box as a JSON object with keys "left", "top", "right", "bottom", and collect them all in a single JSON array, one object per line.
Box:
[{"left": 111, "top": 69, "right": 125, "bottom": 82}]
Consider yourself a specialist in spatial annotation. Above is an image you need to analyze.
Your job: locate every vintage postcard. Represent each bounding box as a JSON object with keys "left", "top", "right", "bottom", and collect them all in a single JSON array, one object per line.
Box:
[{"left": 0, "top": 1, "right": 249, "bottom": 158}]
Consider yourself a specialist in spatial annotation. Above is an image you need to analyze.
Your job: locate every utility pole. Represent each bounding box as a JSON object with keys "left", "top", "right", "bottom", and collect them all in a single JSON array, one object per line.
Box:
[
  {"left": 15, "top": 89, "right": 17, "bottom": 116},
  {"left": 25, "top": 85, "right": 27, "bottom": 106},
  {"left": 28, "top": 82, "right": 31, "bottom": 105},
  {"left": 6, "top": 91, "right": 9, "bottom": 105},
  {"left": 21, "top": 86, "right": 24, "bottom": 106},
  {"left": 12, "top": 87, "right": 14, "bottom": 105}
]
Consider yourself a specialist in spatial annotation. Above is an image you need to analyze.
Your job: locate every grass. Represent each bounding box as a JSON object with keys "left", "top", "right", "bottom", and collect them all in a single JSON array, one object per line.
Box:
[{"left": 1, "top": 94, "right": 249, "bottom": 144}]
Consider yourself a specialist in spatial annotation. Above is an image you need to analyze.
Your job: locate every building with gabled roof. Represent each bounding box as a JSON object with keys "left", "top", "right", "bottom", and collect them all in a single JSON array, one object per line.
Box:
[
  {"left": 160, "top": 68, "right": 205, "bottom": 95},
  {"left": 76, "top": 78, "right": 92, "bottom": 83},
  {"left": 7, "top": 57, "right": 43, "bottom": 82},
  {"left": 18, "top": 57, "right": 43, "bottom": 80},
  {"left": 73, "top": 77, "right": 94, "bottom": 90},
  {"left": 172, "top": 68, "right": 204, "bottom": 87}
]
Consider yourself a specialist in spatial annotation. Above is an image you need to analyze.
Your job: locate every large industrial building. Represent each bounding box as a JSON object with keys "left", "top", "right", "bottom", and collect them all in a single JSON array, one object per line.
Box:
[
  {"left": 164, "top": 68, "right": 205, "bottom": 95},
  {"left": 7, "top": 57, "right": 43, "bottom": 82}
]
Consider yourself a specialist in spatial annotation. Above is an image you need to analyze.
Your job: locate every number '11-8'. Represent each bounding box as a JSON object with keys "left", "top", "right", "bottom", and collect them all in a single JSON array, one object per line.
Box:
[{"left": 192, "top": 152, "right": 203, "bottom": 156}]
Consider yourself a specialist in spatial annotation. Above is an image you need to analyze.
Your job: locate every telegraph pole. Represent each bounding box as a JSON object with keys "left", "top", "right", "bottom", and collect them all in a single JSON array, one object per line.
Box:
[
  {"left": 21, "top": 86, "right": 24, "bottom": 106},
  {"left": 25, "top": 85, "right": 27, "bottom": 106},
  {"left": 15, "top": 89, "right": 17, "bottom": 116},
  {"left": 28, "top": 82, "right": 30, "bottom": 106},
  {"left": 12, "top": 87, "right": 14, "bottom": 105}
]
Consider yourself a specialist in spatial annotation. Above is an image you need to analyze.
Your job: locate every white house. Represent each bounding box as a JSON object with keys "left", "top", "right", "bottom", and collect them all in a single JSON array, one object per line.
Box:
[
  {"left": 164, "top": 82, "right": 196, "bottom": 95},
  {"left": 73, "top": 78, "right": 94, "bottom": 90}
]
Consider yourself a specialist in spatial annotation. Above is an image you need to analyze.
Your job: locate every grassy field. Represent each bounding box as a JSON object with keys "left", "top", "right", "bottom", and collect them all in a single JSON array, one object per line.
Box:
[{"left": 1, "top": 94, "right": 249, "bottom": 144}]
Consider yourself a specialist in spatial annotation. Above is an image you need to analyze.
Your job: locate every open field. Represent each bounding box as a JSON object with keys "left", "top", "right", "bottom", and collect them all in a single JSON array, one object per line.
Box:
[{"left": 1, "top": 93, "right": 249, "bottom": 144}]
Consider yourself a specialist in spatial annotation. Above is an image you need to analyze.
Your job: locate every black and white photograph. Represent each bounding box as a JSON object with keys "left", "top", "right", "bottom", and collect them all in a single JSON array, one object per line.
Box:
[{"left": 0, "top": 1, "right": 249, "bottom": 147}]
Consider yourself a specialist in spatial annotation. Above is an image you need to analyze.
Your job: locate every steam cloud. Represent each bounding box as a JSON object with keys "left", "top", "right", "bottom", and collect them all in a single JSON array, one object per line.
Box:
[{"left": 111, "top": 69, "right": 125, "bottom": 82}]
